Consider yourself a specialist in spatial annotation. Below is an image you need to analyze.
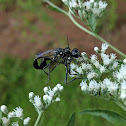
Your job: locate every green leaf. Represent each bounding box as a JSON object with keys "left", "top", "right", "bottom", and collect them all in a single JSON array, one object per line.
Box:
[
  {"left": 88, "top": 13, "right": 96, "bottom": 32},
  {"left": 66, "top": 112, "right": 75, "bottom": 126},
  {"left": 79, "top": 109, "right": 126, "bottom": 125},
  {"left": 46, "top": 5, "right": 63, "bottom": 14}
]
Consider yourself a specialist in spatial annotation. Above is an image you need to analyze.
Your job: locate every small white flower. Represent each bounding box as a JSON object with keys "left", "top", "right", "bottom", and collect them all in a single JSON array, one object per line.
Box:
[
  {"left": 81, "top": 63, "right": 87, "bottom": 70},
  {"left": 101, "top": 43, "right": 109, "bottom": 53},
  {"left": 93, "top": 60, "right": 100, "bottom": 68},
  {"left": 110, "top": 53, "right": 117, "bottom": 61},
  {"left": 29, "top": 92, "right": 35, "bottom": 100},
  {"left": 94, "top": 47, "right": 100, "bottom": 53},
  {"left": 107, "top": 82, "right": 118, "bottom": 94},
  {"left": 56, "top": 84, "right": 64, "bottom": 92},
  {"left": 1, "top": 105, "right": 8, "bottom": 114},
  {"left": 83, "top": 1, "right": 91, "bottom": 10},
  {"left": 59, "top": 86, "right": 64, "bottom": 92},
  {"left": 55, "top": 97, "right": 60, "bottom": 102},
  {"left": 86, "top": 64, "right": 92, "bottom": 70},
  {"left": 120, "top": 91, "right": 126, "bottom": 100},
  {"left": 43, "top": 87, "right": 49, "bottom": 94},
  {"left": 92, "top": 8, "right": 101, "bottom": 16},
  {"left": 121, "top": 80, "right": 126, "bottom": 90},
  {"left": 80, "top": 80, "right": 88, "bottom": 92},
  {"left": 13, "top": 107, "right": 24, "bottom": 120},
  {"left": 99, "top": 65, "right": 106, "bottom": 73},
  {"left": 69, "top": 0, "right": 78, "bottom": 8},
  {"left": 11, "top": 121, "right": 19, "bottom": 126},
  {"left": 76, "top": 66, "right": 83, "bottom": 74},
  {"left": 88, "top": 80, "right": 100, "bottom": 92},
  {"left": 53, "top": 86, "right": 58, "bottom": 93},
  {"left": 87, "top": 71, "right": 97, "bottom": 80},
  {"left": 56, "top": 84, "right": 62, "bottom": 88},
  {"left": 112, "top": 62, "right": 118, "bottom": 69},
  {"left": 34, "top": 96, "right": 43, "bottom": 109},
  {"left": 23, "top": 117, "right": 31, "bottom": 125},
  {"left": 101, "top": 54, "right": 110, "bottom": 65},
  {"left": 81, "top": 52, "right": 87, "bottom": 60},
  {"left": 94, "top": 2, "right": 98, "bottom": 8},
  {"left": 2, "top": 117, "right": 10, "bottom": 126},
  {"left": 123, "top": 59, "right": 126, "bottom": 64},
  {"left": 43, "top": 95, "right": 52, "bottom": 104},
  {"left": 102, "top": 78, "right": 113, "bottom": 88},
  {"left": 115, "top": 64, "right": 126, "bottom": 81},
  {"left": 100, "top": 82, "right": 107, "bottom": 91},
  {"left": 8, "top": 111, "right": 16, "bottom": 118},
  {"left": 99, "top": 1, "right": 108, "bottom": 10},
  {"left": 62, "top": 0, "right": 69, "bottom": 5},
  {"left": 90, "top": 54, "right": 97, "bottom": 62},
  {"left": 70, "top": 63, "right": 77, "bottom": 69},
  {"left": 90, "top": 0, "right": 94, "bottom": 3}
]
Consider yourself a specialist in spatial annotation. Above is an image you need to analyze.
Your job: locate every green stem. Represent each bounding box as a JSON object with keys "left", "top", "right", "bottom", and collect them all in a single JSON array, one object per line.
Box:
[
  {"left": 68, "top": 13, "right": 126, "bottom": 58},
  {"left": 113, "top": 98, "right": 126, "bottom": 112},
  {"left": 44, "top": 0, "right": 126, "bottom": 58},
  {"left": 44, "top": 0, "right": 69, "bottom": 16},
  {"left": 34, "top": 111, "right": 44, "bottom": 126}
]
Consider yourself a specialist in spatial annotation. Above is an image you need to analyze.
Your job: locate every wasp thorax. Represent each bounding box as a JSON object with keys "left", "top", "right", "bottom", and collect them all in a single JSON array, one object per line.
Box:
[
  {"left": 64, "top": 47, "right": 70, "bottom": 55},
  {"left": 71, "top": 48, "right": 80, "bottom": 58}
]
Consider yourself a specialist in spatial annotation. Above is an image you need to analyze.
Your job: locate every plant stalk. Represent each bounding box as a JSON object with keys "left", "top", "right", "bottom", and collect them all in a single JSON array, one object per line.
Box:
[{"left": 34, "top": 111, "right": 44, "bottom": 126}]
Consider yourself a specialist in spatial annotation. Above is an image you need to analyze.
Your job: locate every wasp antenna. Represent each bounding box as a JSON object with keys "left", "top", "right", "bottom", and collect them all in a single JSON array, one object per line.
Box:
[{"left": 66, "top": 34, "right": 69, "bottom": 48}]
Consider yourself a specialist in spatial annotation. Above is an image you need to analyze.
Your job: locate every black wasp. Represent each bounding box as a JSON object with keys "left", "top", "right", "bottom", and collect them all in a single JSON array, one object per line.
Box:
[{"left": 33, "top": 40, "right": 82, "bottom": 84}]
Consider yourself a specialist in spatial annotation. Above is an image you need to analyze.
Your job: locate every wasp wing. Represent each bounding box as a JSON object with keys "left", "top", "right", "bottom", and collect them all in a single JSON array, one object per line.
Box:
[{"left": 35, "top": 49, "right": 56, "bottom": 58}]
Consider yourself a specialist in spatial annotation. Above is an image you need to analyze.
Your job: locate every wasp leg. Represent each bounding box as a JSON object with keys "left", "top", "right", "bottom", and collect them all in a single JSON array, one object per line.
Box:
[
  {"left": 65, "top": 65, "right": 69, "bottom": 84},
  {"left": 65, "top": 64, "right": 86, "bottom": 84}
]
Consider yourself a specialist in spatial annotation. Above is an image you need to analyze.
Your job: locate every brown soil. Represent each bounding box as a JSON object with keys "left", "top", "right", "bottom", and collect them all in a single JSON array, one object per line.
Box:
[{"left": 0, "top": 0, "right": 126, "bottom": 59}]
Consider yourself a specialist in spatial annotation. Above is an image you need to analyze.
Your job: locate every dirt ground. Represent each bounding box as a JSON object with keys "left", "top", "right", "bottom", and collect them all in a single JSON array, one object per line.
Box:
[{"left": 0, "top": 0, "right": 126, "bottom": 59}]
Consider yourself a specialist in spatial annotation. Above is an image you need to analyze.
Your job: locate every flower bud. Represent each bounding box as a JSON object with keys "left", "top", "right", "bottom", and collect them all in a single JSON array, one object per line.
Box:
[
  {"left": 23, "top": 117, "right": 31, "bottom": 125},
  {"left": 43, "top": 95, "right": 52, "bottom": 104},
  {"left": 29, "top": 92, "right": 35, "bottom": 101},
  {"left": 1, "top": 105, "right": 8, "bottom": 114},
  {"left": 123, "top": 59, "right": 126, "bottom": 64},
  {"left": 55, "top": 97, "right": 60, "bottom": 102},
  {"left": 53, "top": 87, "right": 58, "bottom": 93},
  {"left": 43, "top": 87, "right": 49, "bottom": 94},
  {"left": 94, "top": 47, "right": 100, "bottom": 53}
]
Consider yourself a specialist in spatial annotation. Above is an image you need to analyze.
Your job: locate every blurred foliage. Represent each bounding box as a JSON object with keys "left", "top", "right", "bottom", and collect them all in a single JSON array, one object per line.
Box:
[
  {"left": 0, "top": 54, "right": 126, "bottom": 126},
  {"left": 0, "top": 0, "right": 119, "bottom": 33},
  {"left": 96, "top": 0, "right": 117, "bottom": 33}
]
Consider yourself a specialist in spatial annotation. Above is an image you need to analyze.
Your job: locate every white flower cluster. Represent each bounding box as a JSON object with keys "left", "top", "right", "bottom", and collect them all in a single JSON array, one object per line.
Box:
[
  {"left": 0, "top": 105, "right": 31, "bottom": 126},
  {"left": 70, "top": 43, "right": 126, "bottom": 105},
  {"left": 29, "top": 84, "right": 64, "bottom": 112},
  {"left": 61, "top": 0, "right": 108, "bottom": 18}
]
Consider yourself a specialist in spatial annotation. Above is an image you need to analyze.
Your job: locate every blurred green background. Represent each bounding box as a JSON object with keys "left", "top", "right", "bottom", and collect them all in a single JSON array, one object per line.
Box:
[{"left": 0, "top": 0, "right": 126, "bottom": 126}]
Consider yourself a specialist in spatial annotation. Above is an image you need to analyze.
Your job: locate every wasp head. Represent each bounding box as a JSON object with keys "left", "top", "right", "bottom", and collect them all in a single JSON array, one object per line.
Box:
[{"left": 71, "top": 48, "right": 81, "bottom": 58}]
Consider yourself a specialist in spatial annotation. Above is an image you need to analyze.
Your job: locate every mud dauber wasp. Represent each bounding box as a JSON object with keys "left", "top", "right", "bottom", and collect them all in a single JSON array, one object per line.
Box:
[{"left": 33, "top": 38, "right": 83, "bottom": 84}]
